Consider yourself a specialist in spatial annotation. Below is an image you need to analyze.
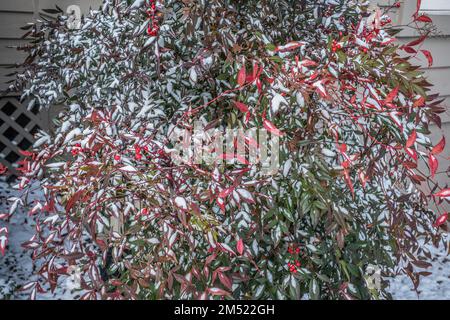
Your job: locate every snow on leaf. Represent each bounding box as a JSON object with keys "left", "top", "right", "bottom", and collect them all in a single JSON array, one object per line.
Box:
[
  {"left": 275, "top": 41, "right": 306, "bottom": 53},
  {"left": 0, "top": 227, "right": 8, "bottom": 256},
  {"left": 64, "top": 128, "right": 81, "bottom": 144},
  {"left": 9, "top": 198, "right": 22, "bottom": 215},
  {"left": 174, "top": 196, "right": 188, "bottom": 210},
  {"left": 119, "top": 165, "right": 138, "bottom": 173},
  {"left": 130, "top": 0, "right": 145, "bottom": 9},
  {"left": 33, "top": 134, "right": 51, "bottom": 148},
  {"left": 406, "top": 130, "right": 417, "bottom": 148},
  {"left": 434, "top": 189, "right": 450, "bottom": 199},
  {"left": 189, "top": 67, "right": 198, "bottom": 83},
  {"left": 271, "top": 93, "right": 288, "bottom": 114},
  {"left": 313, "top": 80, "right": 328, "bottom": 98},
  {"left": 208, "top": 287, "right": 230, "bottom": 296},
  {"left": 44, "top": 215, "right": 59, "bottom": 225},
  {"left": 406, "top": 147, "right": 418, "bottom": 162},
  {"left": 236, "top": 189, "right": 254, "bottom": 203},
  {"left": 46, "top": 162, "right": 67, "bottom": 169},
  {"left": 263, "top": 119, "right": 284, "bottom": 137}
]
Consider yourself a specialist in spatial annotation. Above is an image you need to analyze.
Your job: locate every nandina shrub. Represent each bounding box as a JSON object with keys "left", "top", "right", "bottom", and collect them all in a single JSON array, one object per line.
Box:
[{"left": 2, "top": 0, "right": 449, "bottom": 299}]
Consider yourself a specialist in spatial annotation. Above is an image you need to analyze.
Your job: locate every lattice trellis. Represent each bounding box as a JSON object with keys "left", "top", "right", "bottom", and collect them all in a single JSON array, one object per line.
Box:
[{"left": 0, "top": 96, "right": 44, "bottom": 180}]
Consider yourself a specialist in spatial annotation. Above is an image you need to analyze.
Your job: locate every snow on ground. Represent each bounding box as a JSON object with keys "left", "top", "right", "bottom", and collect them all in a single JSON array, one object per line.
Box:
[
  {"left": 0, "top": 179, "right": 449, "bottom": 299},
  {"left": 0, "top": 179, "right": 80, "bottom": 300},
  {"left": 389, "top": 245, "right": 450, "bottom": 300}
]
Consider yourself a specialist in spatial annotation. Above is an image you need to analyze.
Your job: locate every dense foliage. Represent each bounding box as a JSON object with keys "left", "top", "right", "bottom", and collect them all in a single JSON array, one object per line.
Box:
[{"left": 1, "top": 0, "right": 449, "bottom": 299}]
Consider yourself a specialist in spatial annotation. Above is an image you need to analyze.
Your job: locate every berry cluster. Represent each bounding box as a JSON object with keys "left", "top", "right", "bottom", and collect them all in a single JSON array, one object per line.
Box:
[
  {"left": 71, "top": 143, "right": 83, "bottom": 156},
  {"left": 146, "top": 0, "right": 159, "bottom": 37},
  {"left": 331, "top": 40, "right": 342, "bottom": 53},
  {"left": 380, "top": 17, "right": 392, "bottom": 27},
  {"left": 287, "top": 244, "right": 302, "bottom": 273},
  {"left": 134, "top": 144, "right": 149, "bottom": 161}
]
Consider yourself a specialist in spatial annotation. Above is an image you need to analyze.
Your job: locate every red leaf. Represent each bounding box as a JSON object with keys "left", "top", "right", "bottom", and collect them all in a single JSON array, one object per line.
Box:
[
  {"left": 65, "top": 190, "right": 84, "bottom": 213},
  {"left": 421, "top": 50, "right": 433, "bottom": 67},
  {"left": 344, "top": 169, "right": 354, "bottom": 198},
  {"left": 19, "top": 149, "right": 34, "bottom": 157},
  {"left": 0, "top": 163, "right": 7, "bottom": 175},
  {"left": 406, "top": 130, "right": 417, "bottom": 148},
  {"left": 415, "top": 0, "right": 422, "bottom": 16},
  {"left": 218, "top": 273, "right": 233, "bottom": 291},
  {"left": 358, "top": 170, "right": 368, "bottom": 189},
  {"left": 236, "top": 239, "right": 244, "bottom": 255},
  {"left": 428, "top": 154, "right": 438, "bottom": 178},
  {"left": 385, "top": 86, "right": 399, "bottom": 105},
  {"left": 252, "top": 62, "right": 260, "bottom": 80},
  {"left": 411, "top": 174, "right": 426, "bottom": 183},
  {"left": 233, "top": 101, "right": 249, "bottom": 113},
  {"left": 433, "top": 212, "right": 448, "bottom": 227},
  {"left": 432, "top": 137, "right": 445, "bottom": 155},
  {"left": 218, "top": 187, "right": 234, "bottom": 199},
  {"left": 275, "top": 41, "right": 305, "bottom": 53},
  {"left": 237, "top": 66, "right": 246, "bottom": 86},
  {"left": 402, "top": 46, "right": 417, "bottom": 54},
  {"left": 434, "top": 188, "right": 450, "bottom": 198},
  {"left": 413, "top": 96, "right": 425, "bottom": 108},
  {"left": 299, "top": 59, "right": 318, "bottom": 67},
  {"left": 416, "top": 14, "right": 432, "bottom": 23},
  {"left": 407, "top": 35, "right": 427, "bottom": 47},
  {"left": 263, "top": 119, "right": 284, "bottom": 137},
  {"left": 406, "top": 147, "right": 418, "bottom": 162},
  {"left": 403, "top": 161, "right": 417, "bottom": 169}
]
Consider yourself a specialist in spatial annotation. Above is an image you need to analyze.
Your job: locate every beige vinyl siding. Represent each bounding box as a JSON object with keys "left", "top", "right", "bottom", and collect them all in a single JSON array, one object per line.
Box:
[
  {"left": 0, "top": 1, "right": 102, "bottom": 176},
  {"left": 0, "top": 0, "right": 102, "bottom": 91},
  {"left": 375, "top": 0, "right": 450, "bottom": 211}
]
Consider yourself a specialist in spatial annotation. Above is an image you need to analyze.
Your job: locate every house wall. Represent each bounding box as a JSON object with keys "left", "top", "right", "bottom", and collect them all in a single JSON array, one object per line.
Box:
[
  {"left": 0, "top": 1, "right": 102, "bottom": 176},
  {"left": 0, "top": 0, "right": 103, "bottom": 91},
  {"left": 374, "top": 0, "right": 450, "bottom": 211}
]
